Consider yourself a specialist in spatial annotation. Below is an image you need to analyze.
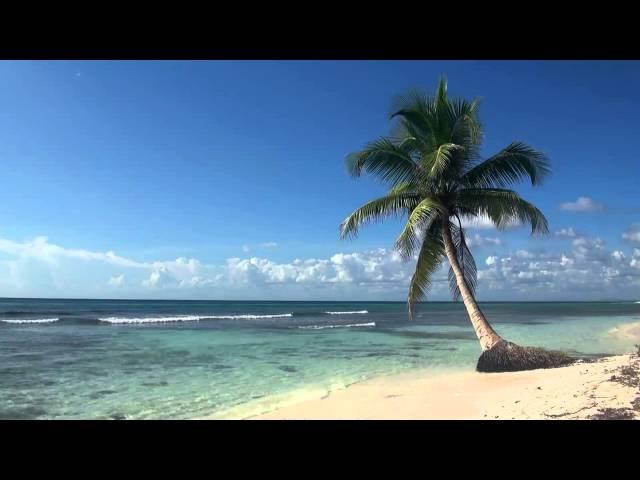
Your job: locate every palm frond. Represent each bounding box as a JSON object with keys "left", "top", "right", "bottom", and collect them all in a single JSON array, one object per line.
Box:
[
  {"left": 340, "top": 192, "right": 420, "bottom": 240},
  {"left": 462, "top": 142, "right": 550, "bottom": 188},
  {"left": 425, "top": 143, "right": 464, "bottom": 178},
  {"left": 447, "top": 222, "right": 477, "bottom": 301},
  {"left": 388, "top": 182, "right": 417, "bottom": 195},
  {"left": 346, "top": 138, "right": 418, "bottom": 186},
  {"left": 456, "top": 188, "right": 549, "bottom": 235},
  {"left": 407, "top": 222, "right": 445, "bottom": 320},
  {"left": 394, "top": 198, "right": 444, "bottom": 259}
]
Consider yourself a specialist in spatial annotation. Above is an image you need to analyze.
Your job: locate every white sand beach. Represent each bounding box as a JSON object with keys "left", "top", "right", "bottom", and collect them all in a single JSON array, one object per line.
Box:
[{"left": 249, "top": 353, "right": 639, "bottom": 420}]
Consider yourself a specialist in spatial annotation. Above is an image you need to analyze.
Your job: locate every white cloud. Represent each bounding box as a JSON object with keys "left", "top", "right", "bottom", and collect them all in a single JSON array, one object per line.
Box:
[
  {"left": 611, "top": 251, "right": 626, "bottom": 262},
  {"left": 555, "top": 227, "right": 578, "bottom": 238},
  {"left": 560, "top": 255, "right": 574, "bottom": 267},
  {"left": 242, "top": 242, "right": 278, "bottom": 253},
  {"left": 460, "top": 214, "right": 522, "bottom": 230},
  {"left": 622, "top": 224, "right": 640, "bottom": 244},
  {"left": 108, "top": 274, "right": 125, "bottom": 287},
  {"left": 559, "top": 196, "right": 604, "bottom": 213},
  {"left": 222, "top": 248, "right": 416, "bottom": 287},
  {"left": 466, "top": 234, "right": 502, "bottom": 248},
  {"left": 0, "top": 236, "right": 147, "bottom": 269},
  {"left": 2, "top": 232, "right": 640, "bottom": 300},
  {"left": 477, "top": 234, "right": 640, "bottom": 297}
]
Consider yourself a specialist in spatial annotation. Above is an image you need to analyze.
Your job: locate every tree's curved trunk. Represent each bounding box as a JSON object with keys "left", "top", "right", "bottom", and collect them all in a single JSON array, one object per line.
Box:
[{"left": 442, "top": 219, "right": 502, "bottom": 351}]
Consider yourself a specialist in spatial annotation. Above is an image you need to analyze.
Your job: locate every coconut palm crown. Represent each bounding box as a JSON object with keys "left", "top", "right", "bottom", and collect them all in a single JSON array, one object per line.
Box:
[{"left": 339, "top": 77, "right": 556, "bottom": 361}]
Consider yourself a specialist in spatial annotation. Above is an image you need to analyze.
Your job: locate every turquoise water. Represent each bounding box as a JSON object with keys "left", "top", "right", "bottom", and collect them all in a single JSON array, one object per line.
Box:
[{"left": 1, "top": 299, "right": 639, "bottom": 419}]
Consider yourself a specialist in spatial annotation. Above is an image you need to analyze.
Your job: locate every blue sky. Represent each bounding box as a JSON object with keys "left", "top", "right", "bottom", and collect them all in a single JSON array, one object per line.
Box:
[{"left": 1, "top": 60, "right": 639, "bottom": 300}]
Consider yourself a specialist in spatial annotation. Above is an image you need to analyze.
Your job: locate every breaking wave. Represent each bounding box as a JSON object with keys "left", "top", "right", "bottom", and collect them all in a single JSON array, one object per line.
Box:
[
  {"left": 324, "top": 310, "right": 369, "bottom": 315},
  {"left": 297, "top": 322, "right": 376, "bottom": 330},
  {"left": 1, "top": 318, "right": 60, "bottom": 324}
]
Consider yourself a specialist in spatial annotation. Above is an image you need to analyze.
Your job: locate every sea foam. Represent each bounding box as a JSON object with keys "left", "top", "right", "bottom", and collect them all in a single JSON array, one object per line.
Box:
[
  {"left": 298, "top": 322, "right": 376, "bottom": 330},
  {"left": 201, "top": 314, "right": 293, "bottom": 320},
  {"left": 99, "top": 313, "right": 293, "bottom": 324},
  {"left": 1, "top": 318, "right": 60, "bottom": 324},
  {"left": 324, "top": 310, "right": 369, "bottom": 315},
  {"left": 99, "top": 316, "right": 201, "bottom": 324}
]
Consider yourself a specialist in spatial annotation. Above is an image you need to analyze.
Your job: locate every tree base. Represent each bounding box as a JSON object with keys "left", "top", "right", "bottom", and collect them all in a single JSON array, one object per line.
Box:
[{"left": 476, "top": 340, "right": 574, "bottom": 373}]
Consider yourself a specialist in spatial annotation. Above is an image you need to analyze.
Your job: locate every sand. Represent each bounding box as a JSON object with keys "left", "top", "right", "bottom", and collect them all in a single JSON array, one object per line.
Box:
[{"left": 249, "top": 353, "right": 640, "bottom": 420}]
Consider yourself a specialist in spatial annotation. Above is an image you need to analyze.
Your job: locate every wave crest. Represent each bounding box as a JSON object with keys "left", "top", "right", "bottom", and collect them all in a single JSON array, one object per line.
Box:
[
  {"left": 99, "top": 316, "right": 201, "bottom": 324},
  {"left": 324, "top": 310, "right": 368, "bottom": 315},
  {"left": 298, "top": 322, "right": 375, "bottom": 330},
  {"left": 1, "top": 318, "right": 60, "bottom": 324},
  {"left": 202, "top": 314, "right": 293, "bottom": 320},
  {"left": 99, "top": 313, "right": 293, "bottom": 324}
]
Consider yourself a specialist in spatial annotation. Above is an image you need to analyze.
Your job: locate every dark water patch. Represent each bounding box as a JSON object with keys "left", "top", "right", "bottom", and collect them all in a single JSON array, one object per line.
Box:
[
  {"left": 432, "top": 347, "right": 458, "bottom": 351},
  {"left": 251, "top": 395, "right": 264, "bottom": 399},
  {"left": 212, "top": 364, "right": 234, "bottom": 370},
  {"left": 373, "top": 330, "right": 477, "bottom": 341},
  {"left": 0, "top": 367, "right": 30, "bottom": 377},
  {"left": 272, "top": 348, "right": 299, "bottom": 354},
  {"left": 142, "top": 380, "right": 169, "bottom": 387},
  {"left": 89, "top": 389, "right": 117, "bottom": 400},
  {"left": 277, "top": 365, "right": 298, "bottom": 373},
  {"left": 52, "top": 359, "right": 81, "bottom": 367},
  {"left": 239, "top": 355, "right": 260, "bottom": 360},
  {"left": 110, "top": 413, "right": 127, "bottom": 420},
  {"left": 363, "top": 352, "right": 398, "bottom": 357},
  {"left": 164, "top": 349, "right": 191, "bottom": 357},
  {"left": 0, "top": 405, "right": 48, "bottom": 419},
  {"left": 188, "top": 354, "right": 220, "bottom": 363},
  {"left": 497, "top": 320, "right": 549, "bottom": 326},
  {"left": 7, "top": 353, "right": 45, "bottom": 361},
  {"left": 41, "top": 379, "right": 57, "bottom": 386}
]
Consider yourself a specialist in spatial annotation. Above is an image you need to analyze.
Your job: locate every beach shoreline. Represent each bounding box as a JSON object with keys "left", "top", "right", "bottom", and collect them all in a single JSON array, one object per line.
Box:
[{"left": 231, "top": 352, "right": 640, "bottom": 420}]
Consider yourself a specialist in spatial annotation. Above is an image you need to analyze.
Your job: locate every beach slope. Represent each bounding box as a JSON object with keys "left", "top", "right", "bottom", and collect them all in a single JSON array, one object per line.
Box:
[{"left": 251, "top": 354, "right": 640, "bottom": 420}]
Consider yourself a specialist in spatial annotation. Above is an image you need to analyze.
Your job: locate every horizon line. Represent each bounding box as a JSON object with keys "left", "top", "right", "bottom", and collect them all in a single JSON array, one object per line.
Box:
[{"left": 0, "top": 296, "right": 637, "bottom": 304}]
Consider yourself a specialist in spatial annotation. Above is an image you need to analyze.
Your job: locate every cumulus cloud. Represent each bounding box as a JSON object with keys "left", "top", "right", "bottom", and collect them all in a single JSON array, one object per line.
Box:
[
  {"left": 466, "top": 234, "right": 502, "bottom": 248},
  {"left": 2, "top": 233, "right": 640, "bottom": 300},
  {"left": 478, "top": 235, "right": 640, "bottom": 297},
  {"left": 108, "top": 274, "right": 125, "bottom": 287},
  {"left": 559, "top": 196, "right": 604, "bottom": 213},
  {"left": 622, "top": 224, "right": 640, "bottom": 245},
  {"left": 555, "top": 227, "right": 579, "bottom": 238},
  {"left": 222, "top": 249, "right": 417, "bottom": 287},
  {"left": 460, "top": 214, "right": 522, "bottom": 230},
  {"left": 0, "top": 236, "right": 207, "bottom": 292}
]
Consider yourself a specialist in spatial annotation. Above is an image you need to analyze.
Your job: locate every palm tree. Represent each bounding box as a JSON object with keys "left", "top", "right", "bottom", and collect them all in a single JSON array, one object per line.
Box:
[{"left": 339, "top": 78, "right": 571, "bottom": 372}]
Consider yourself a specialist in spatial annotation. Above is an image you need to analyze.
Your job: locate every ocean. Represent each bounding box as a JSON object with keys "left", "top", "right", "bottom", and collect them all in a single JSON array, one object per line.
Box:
[{"left": 1, "top": 298, "right": 639, "bottom": 419}]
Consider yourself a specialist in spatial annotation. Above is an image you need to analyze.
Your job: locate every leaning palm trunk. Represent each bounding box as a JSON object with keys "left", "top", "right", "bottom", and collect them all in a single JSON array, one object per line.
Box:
[
  {"left": 442, "top": 220, "right": 502, "bottom": 351},
  {"left": 442, "top": 220, "right": 573, "bottom": 372}
]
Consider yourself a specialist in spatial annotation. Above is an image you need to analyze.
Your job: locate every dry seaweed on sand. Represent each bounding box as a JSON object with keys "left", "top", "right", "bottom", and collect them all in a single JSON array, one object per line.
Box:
[{"left": 590, "top": 408, "right": 635, "bottom": 420}]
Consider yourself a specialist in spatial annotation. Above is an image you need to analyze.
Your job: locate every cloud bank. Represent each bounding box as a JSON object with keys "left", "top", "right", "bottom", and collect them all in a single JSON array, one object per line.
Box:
[{"left": 1, "top": 230, "right": 639, "bottom": 300}]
